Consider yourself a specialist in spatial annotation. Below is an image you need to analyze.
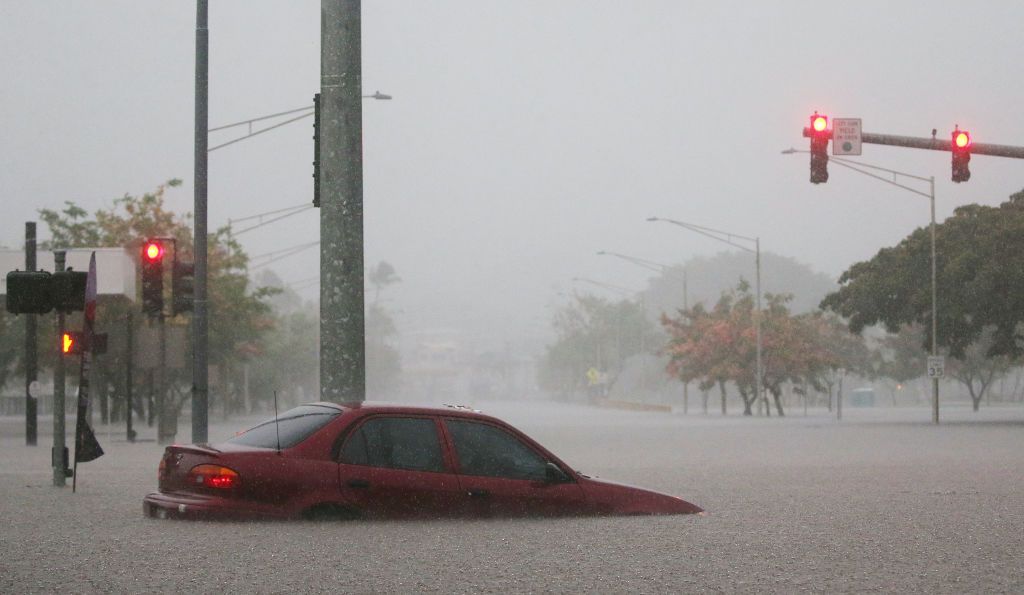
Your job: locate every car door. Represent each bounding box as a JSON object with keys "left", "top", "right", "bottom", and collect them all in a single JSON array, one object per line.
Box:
[
  {"left": 443, "top": 418, "right": 587, "bottom": 517},
  {"left": 336, "top": 415, "right": 463, "bottom": 518}
]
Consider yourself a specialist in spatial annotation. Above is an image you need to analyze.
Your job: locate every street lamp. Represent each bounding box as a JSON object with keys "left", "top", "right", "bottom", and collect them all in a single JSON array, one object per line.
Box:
[
  {"left": 362, "top": 90, "right": 392, "bottom": 100},
  {"left": 571, "top": 277, "right": 640, "bottom": 397},
  {"left": 596, "top": 250, "right": 689, "bottom": 411},
  {"left": 782, "top": 148, "right": 940, "bottom": 424},
  {"left": 647, "top": 217, "right": 766, "bottom": 416}
]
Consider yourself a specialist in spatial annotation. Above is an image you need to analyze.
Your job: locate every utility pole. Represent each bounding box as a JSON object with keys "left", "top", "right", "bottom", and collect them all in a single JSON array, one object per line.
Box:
[
  {"left": 930, "top": 176, "right": 939, "bottom": 424},
  {"left": 682, "top": 269, "right": 688, "bottom": 415},
  {"left": 784, "top": 148, "right": 942, "bottom": 424},
  {"left": 320, "top": 0, "right": 365, "bottom": 402},
  {"left": 647, "top": 217, "right": 764, "bottom": 417},
  {"left": 24, "top": 222, "right": 38, "bottom": 446},
  {"left": 52, "top": 251, "right": 67, "bottom": 487},
  {"left": 192, "top": 0, "right": 210, "bottom": 442},
  {"left": 125, "top": 311, "right": 135, "bottom": 442},
  {"left": 157, "top": 314, "right": 169, "bottom": 444}
]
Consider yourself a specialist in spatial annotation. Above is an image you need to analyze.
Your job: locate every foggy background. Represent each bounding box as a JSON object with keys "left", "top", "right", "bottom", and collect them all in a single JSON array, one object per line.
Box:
[{"left": 2, "top": 1, "right": 1022, "bottom": 358}]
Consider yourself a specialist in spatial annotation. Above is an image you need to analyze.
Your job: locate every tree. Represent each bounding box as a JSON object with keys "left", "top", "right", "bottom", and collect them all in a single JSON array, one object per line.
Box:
[
  {"left": 661, "top": 296, "right": 747, "bottom": 414},
  {"left": 35, "top": 181, "right": 276, "bottom": 435},
  {"left": 368, "top": 261, "right": 401, "bottom": 306},
  {"left": 946, "top": 326, "right": 1015, "bottom": 412},
  {"left": 662, "top": 282, "right": 842, "bottom": 416},
  {"left": 822, "top": 188, "right": 1024, "bottom": 359},
  {"left": 365, "top": 261, "right": 403, "bottom": 396},
  {"left": 0, "top": 307, "right": 24, "bottom": 391},
  {"left": 540, "top": 293, "right": 658, "bottom": 399},
  {"left": 877, "top": 324, "right": 930, "bottom": 404},
  {"left": 805, "top": 313, "right": 875, "bottom": 410}
]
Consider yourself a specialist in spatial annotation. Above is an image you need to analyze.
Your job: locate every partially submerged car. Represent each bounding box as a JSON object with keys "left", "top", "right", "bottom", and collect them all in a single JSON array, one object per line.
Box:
[{"left": 143, "top": 402, "right": 703, "bottom": 520}]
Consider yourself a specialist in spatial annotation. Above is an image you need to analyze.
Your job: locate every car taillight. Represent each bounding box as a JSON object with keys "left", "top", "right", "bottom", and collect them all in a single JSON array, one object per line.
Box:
[{"left": 188, "top": 464, "right": 240, "bottom": 489}]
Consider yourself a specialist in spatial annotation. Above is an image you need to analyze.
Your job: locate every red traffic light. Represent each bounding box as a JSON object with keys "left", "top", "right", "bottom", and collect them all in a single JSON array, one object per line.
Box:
[
  {"left": 812, "top": 114, "right": 828, "bottom": 133},
  {"left": 143, "top": 241, "right": 164, "bottom": 262},
  {"left": 954, "top": 130, "right": 971, "bottom": 149}
]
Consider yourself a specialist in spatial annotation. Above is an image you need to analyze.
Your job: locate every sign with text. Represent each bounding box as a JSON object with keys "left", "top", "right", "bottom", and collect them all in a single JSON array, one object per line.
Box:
[
  {"left": 926, "top": 356, "right": 945, "bottom": 379},
  {"left": 833, "top": 118, "right": 862, "bottom": 155}
]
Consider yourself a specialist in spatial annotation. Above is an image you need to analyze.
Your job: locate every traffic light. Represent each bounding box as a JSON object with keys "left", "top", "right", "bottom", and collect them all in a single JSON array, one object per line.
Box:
[
  {"left": 172, "top": 259, "right": 195, "bottom": 315},
  {"left": 312, "top": 93, "right": 321, "bottom": 208},
  {"left": 51, "top": 270, "right": 87, "bottom": 312},
  {"left": 5, "top": 270, "right": 86, "bottom": 314},
  {"left": 62, "top": 331, "right": 84, "bottom": 355},
  {"left": 61, "top": 331, "right": 107, "bottom": 355},
  {"left": 141, "top": 239, "right": 165, "bottom": 317},
  {"left": 809, "top": 113, "right": 830, "bottom": 184},
  {"left": 5, "top": 271, "right": 53, "bottom": 314},
  {"left": 951, "top": 127, "right": 971, "bottom": 183}
]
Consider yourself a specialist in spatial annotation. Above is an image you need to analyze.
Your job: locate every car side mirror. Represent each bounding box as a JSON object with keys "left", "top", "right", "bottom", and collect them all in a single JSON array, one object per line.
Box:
[{"left": 544, "top": 462, "right": 572, "bottom": 484}]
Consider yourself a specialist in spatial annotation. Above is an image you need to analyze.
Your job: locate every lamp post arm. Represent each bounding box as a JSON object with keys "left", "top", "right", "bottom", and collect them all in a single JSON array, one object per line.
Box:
[
  {"left": 650, "top": 218, "right": 756, "bottom": 253},
  {"left": 598, "top": 251, "right": 669, "bottom": 273},
  {"left": 572, "top": 277, "right": 636, "bottom": 297},
  {"left": 827, "top": 157, "right": 933, "bottom": 199}
]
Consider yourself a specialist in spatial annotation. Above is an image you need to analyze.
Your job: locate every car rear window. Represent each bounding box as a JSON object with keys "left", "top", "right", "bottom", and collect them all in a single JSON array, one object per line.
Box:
[{"left": 226, "top": 405, "right": 341, "bottom": 449}]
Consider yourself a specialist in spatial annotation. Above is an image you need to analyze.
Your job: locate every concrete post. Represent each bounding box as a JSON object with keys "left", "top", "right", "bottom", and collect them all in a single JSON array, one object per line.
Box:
[{"left": 320, "top": 0, "right": 365, "bottom": 402}]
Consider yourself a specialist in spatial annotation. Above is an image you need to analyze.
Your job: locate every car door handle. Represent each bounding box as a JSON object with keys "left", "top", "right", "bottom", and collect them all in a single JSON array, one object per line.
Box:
[
  {"left": 467, "top": 488, "right": 490, "bottom": 498},
  {"left": 347, "top": 479, "right": 370, "bottom": 489}
]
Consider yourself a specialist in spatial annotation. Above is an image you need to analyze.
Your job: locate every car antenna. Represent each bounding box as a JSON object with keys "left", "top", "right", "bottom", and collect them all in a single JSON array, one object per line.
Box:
[{"left": 273, "top": 390, "right": 282, "bottom": 455}]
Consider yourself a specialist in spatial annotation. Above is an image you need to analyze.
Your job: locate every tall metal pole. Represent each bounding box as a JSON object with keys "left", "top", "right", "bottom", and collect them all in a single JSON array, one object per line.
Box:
[
  {"left": 930, "top": 177, "right": 939, "bottom": 424},
  {"left": 192, "top": 0, "right": 210, "bottom": 442},
  {"left": 24, "top": 222, "right": 38, "bottom": 446},
  {"left": 125, "top": 311, "right": 135, "bottom": 442},
  {"left": 647, "top": 217, "right": 763, "bottom": 416},
  {"left": 755, "top": 238, "right": 764, "bottom": 416},
  {"left": 783, "top": 151, "right": 942, "bottom": 423},
  {"left": 157, "top": 316, "right": 169, "bottom": 444},
  {"left": 320, "top": 0, "right": 365, "bottom": 402},
  {"left": 682, "top": 269, "right": 689, "bottom": 415},
  {"left": 52, "top": 251, "right": 67, "bottom": 487}
]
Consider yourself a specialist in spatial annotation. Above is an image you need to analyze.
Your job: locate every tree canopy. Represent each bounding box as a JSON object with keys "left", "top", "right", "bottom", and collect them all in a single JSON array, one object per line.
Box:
[
  {"left": 662, "top": 282, "right": 864, "bottom": 416},
  {"left": 821, "top": 189, "right": 1024, "bottom": 358}
]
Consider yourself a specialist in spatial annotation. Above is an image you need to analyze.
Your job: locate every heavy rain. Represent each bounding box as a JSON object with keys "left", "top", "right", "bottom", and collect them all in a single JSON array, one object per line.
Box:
[{"left": 1, "top": 2, "right": 1022, "bottom": 592}]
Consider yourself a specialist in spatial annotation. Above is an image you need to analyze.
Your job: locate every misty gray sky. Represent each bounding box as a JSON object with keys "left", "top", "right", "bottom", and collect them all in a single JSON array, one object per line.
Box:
[{"left": 2, "top": 1, "right": 1022, "bottom": 353}]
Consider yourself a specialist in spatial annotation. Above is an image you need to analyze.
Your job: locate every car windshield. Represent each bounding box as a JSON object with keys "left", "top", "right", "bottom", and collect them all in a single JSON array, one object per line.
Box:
[{"left": 226, "top": 405, "right": 341, "bottom": 449}]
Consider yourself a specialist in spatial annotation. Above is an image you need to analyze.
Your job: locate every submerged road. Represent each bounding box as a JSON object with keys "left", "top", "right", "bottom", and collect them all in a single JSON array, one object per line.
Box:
[{"left": 1, "top": 401, "right": 1022, "bottom": 593}]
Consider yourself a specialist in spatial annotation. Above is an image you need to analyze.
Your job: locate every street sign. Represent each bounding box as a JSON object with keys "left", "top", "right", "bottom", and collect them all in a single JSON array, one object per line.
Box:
[
  {"left": 926, "top": 356, "right": 945, "bottom": 379},
  {"left": 833, "top": 118, "right": 862, "bottom": 155}
]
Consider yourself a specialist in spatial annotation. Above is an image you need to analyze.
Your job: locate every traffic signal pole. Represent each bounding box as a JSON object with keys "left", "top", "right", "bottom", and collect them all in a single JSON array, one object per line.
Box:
[
  {"left": 125, "top": 310, "right": 135, "bottom": 442},
  {"left": 52, "top": 251, "right": 67, "bottom": 487},
  {"left": 320, "top": 0, "right": 366, "bottom": 402},
  {"left": 192, "top": 0, "right": 210, "bottom": 443},
  {"left": 24, "top": 222, "right": 38, "bottom": 446},
  {"left": 804, "top": 129, "right": 1024, "bottom": 159}
]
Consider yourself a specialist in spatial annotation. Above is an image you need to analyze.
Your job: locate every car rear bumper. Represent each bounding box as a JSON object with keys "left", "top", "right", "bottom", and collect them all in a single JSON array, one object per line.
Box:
[{"left": 143, "top": 491, "right": 290, "bottom": 521}]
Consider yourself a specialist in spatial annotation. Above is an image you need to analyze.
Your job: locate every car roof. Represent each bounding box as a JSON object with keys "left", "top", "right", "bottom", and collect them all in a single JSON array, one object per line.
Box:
[{"left": 304, "top": 401, "right": 500, "bottom": 422}]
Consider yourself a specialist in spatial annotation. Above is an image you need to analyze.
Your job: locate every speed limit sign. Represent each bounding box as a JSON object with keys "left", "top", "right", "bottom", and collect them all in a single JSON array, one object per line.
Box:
[{"left": 927, "top": 356, "right": 945, "bottom": 378}]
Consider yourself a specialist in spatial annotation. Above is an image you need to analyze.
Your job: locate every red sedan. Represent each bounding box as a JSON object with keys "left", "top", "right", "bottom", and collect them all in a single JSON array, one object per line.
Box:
[{"left": 143, "top": 402, "right": 703, "bottom": 520}]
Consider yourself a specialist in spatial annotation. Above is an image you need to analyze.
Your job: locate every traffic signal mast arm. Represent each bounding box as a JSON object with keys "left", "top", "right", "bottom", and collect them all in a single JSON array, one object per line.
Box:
[{"left": 802, "top": 128, "right": 1024, "bottom": 159}]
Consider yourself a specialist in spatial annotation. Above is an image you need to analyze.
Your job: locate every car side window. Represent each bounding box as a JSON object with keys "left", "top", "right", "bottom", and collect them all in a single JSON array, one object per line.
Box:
[
  {"left": 446, "top": 419, "right": 547, "bottom": 481},
  {"left": 340, "top": 417, "right": 445, "bottom": 473}
]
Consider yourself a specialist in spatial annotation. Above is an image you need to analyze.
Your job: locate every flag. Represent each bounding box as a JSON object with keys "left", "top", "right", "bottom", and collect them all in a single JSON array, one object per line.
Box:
[
  {"left": 73, "top": 253, "right": 104, "bottom": 490},
  {"left": 75, "top": 421, "right": 104, "bottom": 463}
]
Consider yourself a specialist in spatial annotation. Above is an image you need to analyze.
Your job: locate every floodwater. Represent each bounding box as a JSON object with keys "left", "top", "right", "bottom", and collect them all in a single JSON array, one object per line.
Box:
[{"left": 1, "top": 400, "right": 1022, "bottom": 593}]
